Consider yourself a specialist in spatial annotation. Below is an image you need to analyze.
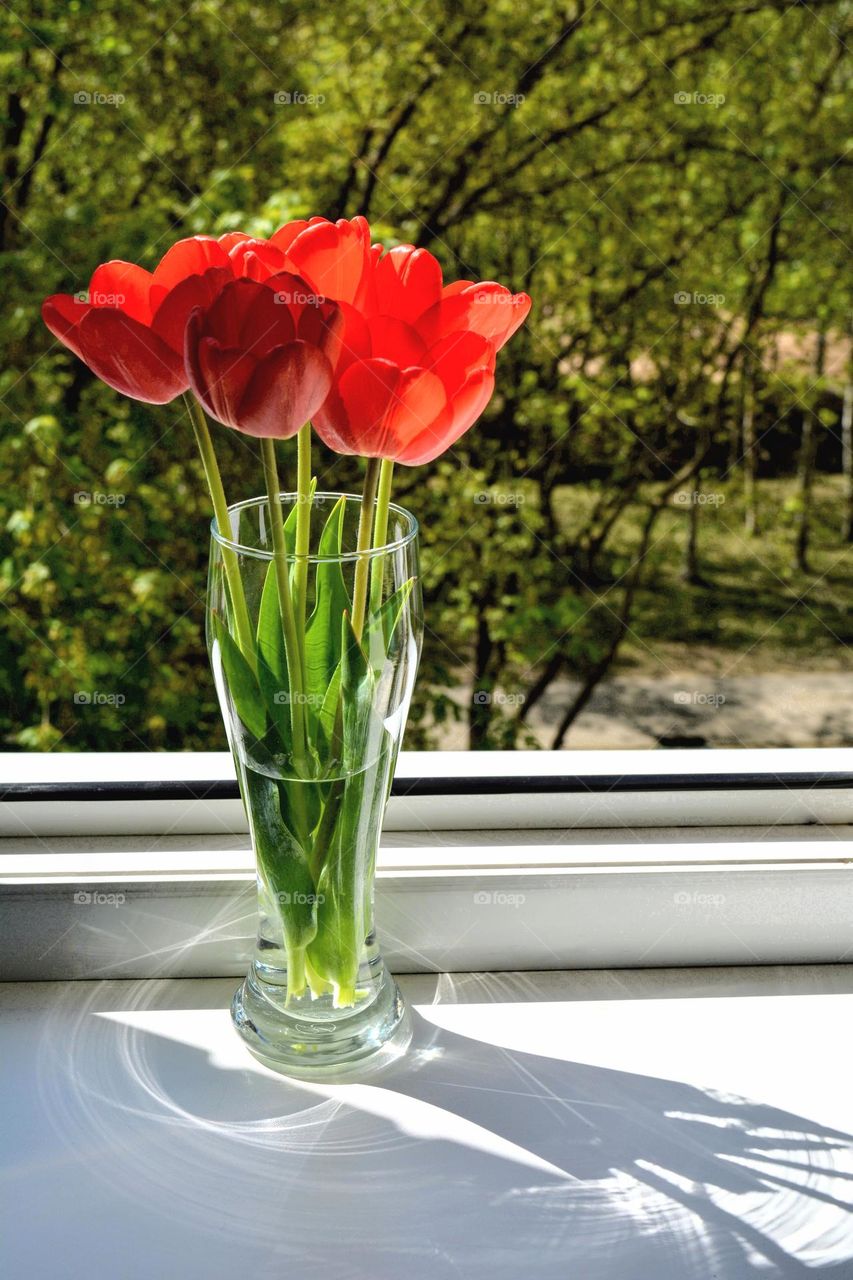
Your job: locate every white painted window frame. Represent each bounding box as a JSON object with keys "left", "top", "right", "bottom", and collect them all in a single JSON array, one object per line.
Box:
[{"left": 2, "top": 748, "right": 852, "bottom": 980}]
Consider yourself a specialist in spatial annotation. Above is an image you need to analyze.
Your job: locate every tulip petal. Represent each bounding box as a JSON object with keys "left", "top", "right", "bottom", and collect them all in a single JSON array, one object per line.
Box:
[
  {"left": 281, "top": 216, "right": 370, "bottom": 305},
  {"left": 374, "top": 245, "right": 443, "bottom": 324},
  {"left": 75, "top": 309, "right": 186, "bottom": 403},
  {"left": 293, "top": 299, "right": 345, "bottom": 361},
  {"left": 440, "top": 279, "right": 475, "bottom": 298},
  {"left": 225, "top": 238, "right": 287, "bottom": 280},
  {"left": 269, "top": 219, "right": 310, "bottom": 257},
  {"left": 42, "top": 294, "right": 93, "bottom": 362},
  {"left": 217, "top": 232, "right": 253, "bottom": 252},
  {"left": 421, "top": 283, "right": 532, "bottom": 350},
  {"left": 153, "top": 236, "right": 231, "bottom": 291},
  {"left": 200, "top": 278, "right": 296, "bottom": 354},
  {"left": 236, "top": 341, "right": 333, "bottom": 439},
  {"left": 186, "top": 331, "right": 260, "bottom": 427},
  {"left": 88, "top": 261, "right": 154, "bottom": 324},
  {"left": 263, "top": 270, "right": 346, "bottom": 363},
  {"left": 150, "top": 266, "right": 232, "bottom": 355},
  {"left": 397, "top": 365, "right": 495, "bottom": 466},
  {"left": 315, "top": 358, "right": 446, "bottom": 459},
  {"left": 314, "top": 358, "right": 402, "bottom": 456},
  {"left": 368, "top": 314, "right": 428, "bottom": 366},
  {"left": 263, "top": 270, "right": 327, "bottom": 311},
  {"left": 426, "top": 330, "right": 496, "bottom": 391},
  {"left": 323, "top": 300, "right": 371, "bottom": 375}
]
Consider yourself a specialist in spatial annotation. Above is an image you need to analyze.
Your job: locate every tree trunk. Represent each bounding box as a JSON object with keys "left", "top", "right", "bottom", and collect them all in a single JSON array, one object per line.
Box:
[
  {"left": 469, "top": 606, "right": 493, "bottom": 749},
  {"left": 842, "top": 379, "right": 853, "bottom": 542},
  {"left": 794, "top": 409, "right": 816, "bottom": 573},
  {"left": 794, "top": 332, "right": 825, "bottom": 572},
  {"left": 682, "top": 497, "right": 700, "bottom": 583},
  {"left": 742, "top": 356, "right": 759, "bottom": 536},
  {"left": 728, "top": 378, "right": 742, "bottom": 474},
  {"left": 842, "top": 323, "right": 853, "bottom": 541}
]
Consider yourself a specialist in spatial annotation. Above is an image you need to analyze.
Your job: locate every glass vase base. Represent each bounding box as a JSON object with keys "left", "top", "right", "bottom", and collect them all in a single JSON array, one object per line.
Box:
[{"left": 231, "top": 962, "right": 412, "bottom": 1082}]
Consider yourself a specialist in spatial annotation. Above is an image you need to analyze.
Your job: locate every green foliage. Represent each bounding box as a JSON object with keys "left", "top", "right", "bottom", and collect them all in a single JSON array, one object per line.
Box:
[{"left": 1, "top": 0, "right": 850, "bottom": 750}]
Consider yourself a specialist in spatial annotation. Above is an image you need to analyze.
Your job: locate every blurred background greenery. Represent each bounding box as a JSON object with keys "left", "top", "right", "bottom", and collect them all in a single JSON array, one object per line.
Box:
[{"left": 1, "top": 0, "right": 851, "bottom": 752}]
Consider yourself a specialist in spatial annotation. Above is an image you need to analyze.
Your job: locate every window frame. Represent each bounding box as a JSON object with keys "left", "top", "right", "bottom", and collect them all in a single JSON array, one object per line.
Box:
[
  {"left": 2, "top": 747, "right": 852, "bottom": 981},
  {"left": 2, "top": 746, "right": 853, "bottom": 836}
]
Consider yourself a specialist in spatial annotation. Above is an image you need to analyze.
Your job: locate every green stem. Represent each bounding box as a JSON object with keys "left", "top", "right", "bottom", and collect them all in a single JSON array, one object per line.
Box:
[
  {"left": 305, "top": 952, "right": 332, "bottom": 999},
  {"left": 351, "top": 457, "right": 381, "bottom": 641},
  {"left": 185, "top": 395, "right": 256, "bottom": 670},
  {"left": 308, "top": 776, "right": 344, "bottom": 882},
  {"left": 294, "top": 422, "right": 312, "bottom": 639},
  {"left": 307, "top": 458, "right": 382, "bottom": 882},
  {"left": 369, "top": 459, "right": 395, "bottom": 616},
  {"left": 285, "top": 944, "right": 307, "bottom": 1004},
  {"left": 260, "top": 438, "right": 309, "bottom": 771}
]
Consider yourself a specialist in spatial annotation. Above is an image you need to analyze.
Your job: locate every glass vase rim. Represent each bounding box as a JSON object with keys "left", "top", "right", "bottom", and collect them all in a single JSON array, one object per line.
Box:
[{"left": 210, "top": 490, "right": 419, "bottom": 563}]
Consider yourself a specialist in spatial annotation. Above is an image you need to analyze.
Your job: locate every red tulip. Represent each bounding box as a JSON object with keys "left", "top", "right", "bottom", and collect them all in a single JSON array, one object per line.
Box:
[
  {"left": 184, "top": 274, "right": 341, "bottom": 439},
  {"left": 41, "top": 237, "right": 237, "bottom": 403},
  {"left": 312, "top": 243, "right": 531, "bottom": 465},
  {"left": 206, "top": 219, "right": 373, "bottom": 304},
  {"left": 270, "top": 216, "right": 372, "bottom": 306}
]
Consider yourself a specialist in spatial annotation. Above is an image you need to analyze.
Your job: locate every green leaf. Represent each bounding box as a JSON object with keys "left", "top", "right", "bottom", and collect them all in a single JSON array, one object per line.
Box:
[
  {"left": 363, "top": 576, "right": 415, "bottom": 677},
  {"left": 256, "top": 565, "right": 291, "bottom": 755},
  {"left": 308, "top": 738, "right": 394, "bottom": 1005},
  {"left": 319, "top": 661, "right": 342, "bottom": 742},
  {"left": 244, "top": 767, "right": 317, "bottom": 995},
  {"left": 299, "top": 615, "right": 383, "bottom": 999},
  {"left": 213, "top": 616, "right": 266, "bottom": 741},
  {"left": 341, "top": 610, "right": 375, "bottom": 762},
  {"left": 304, "top": 496, "right": 351, "bottom": 701}
]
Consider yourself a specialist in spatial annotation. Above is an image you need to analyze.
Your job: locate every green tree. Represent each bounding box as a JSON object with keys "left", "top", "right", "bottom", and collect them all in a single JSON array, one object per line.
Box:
[{"left": 1, "top": 0, "right": 850, "bottom": 750}]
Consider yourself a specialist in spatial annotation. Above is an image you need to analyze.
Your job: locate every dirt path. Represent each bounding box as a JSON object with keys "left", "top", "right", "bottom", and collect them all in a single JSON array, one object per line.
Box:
[
  {"left": 526, "top": 672, "right": 853, "bottom": 750},
  {"left": 429, "top": 671, "right": 853, "bottom": 749}
]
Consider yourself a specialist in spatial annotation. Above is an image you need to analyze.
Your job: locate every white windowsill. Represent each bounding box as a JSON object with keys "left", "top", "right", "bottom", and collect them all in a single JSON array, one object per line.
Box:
[{"left": 3, "top": 965, "right": 852, "bottom": 1278}]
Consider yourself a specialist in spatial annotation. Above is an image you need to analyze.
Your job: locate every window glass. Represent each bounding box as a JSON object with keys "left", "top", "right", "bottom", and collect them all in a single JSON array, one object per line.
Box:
[{"left": 2, "top": 3, "right": 848, "bottom": 753}]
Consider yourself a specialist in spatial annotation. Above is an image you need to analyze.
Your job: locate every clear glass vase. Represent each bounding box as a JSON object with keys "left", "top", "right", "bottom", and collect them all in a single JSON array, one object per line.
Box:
[{"left": 207, "top": 491, "right": 422, "bottom": 1079}]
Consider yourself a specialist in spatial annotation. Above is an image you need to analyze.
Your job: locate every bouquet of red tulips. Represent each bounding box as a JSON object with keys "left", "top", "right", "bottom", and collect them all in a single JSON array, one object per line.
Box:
[{"left": 44, "top": 216, "right": 530, "bottom": 1073}]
